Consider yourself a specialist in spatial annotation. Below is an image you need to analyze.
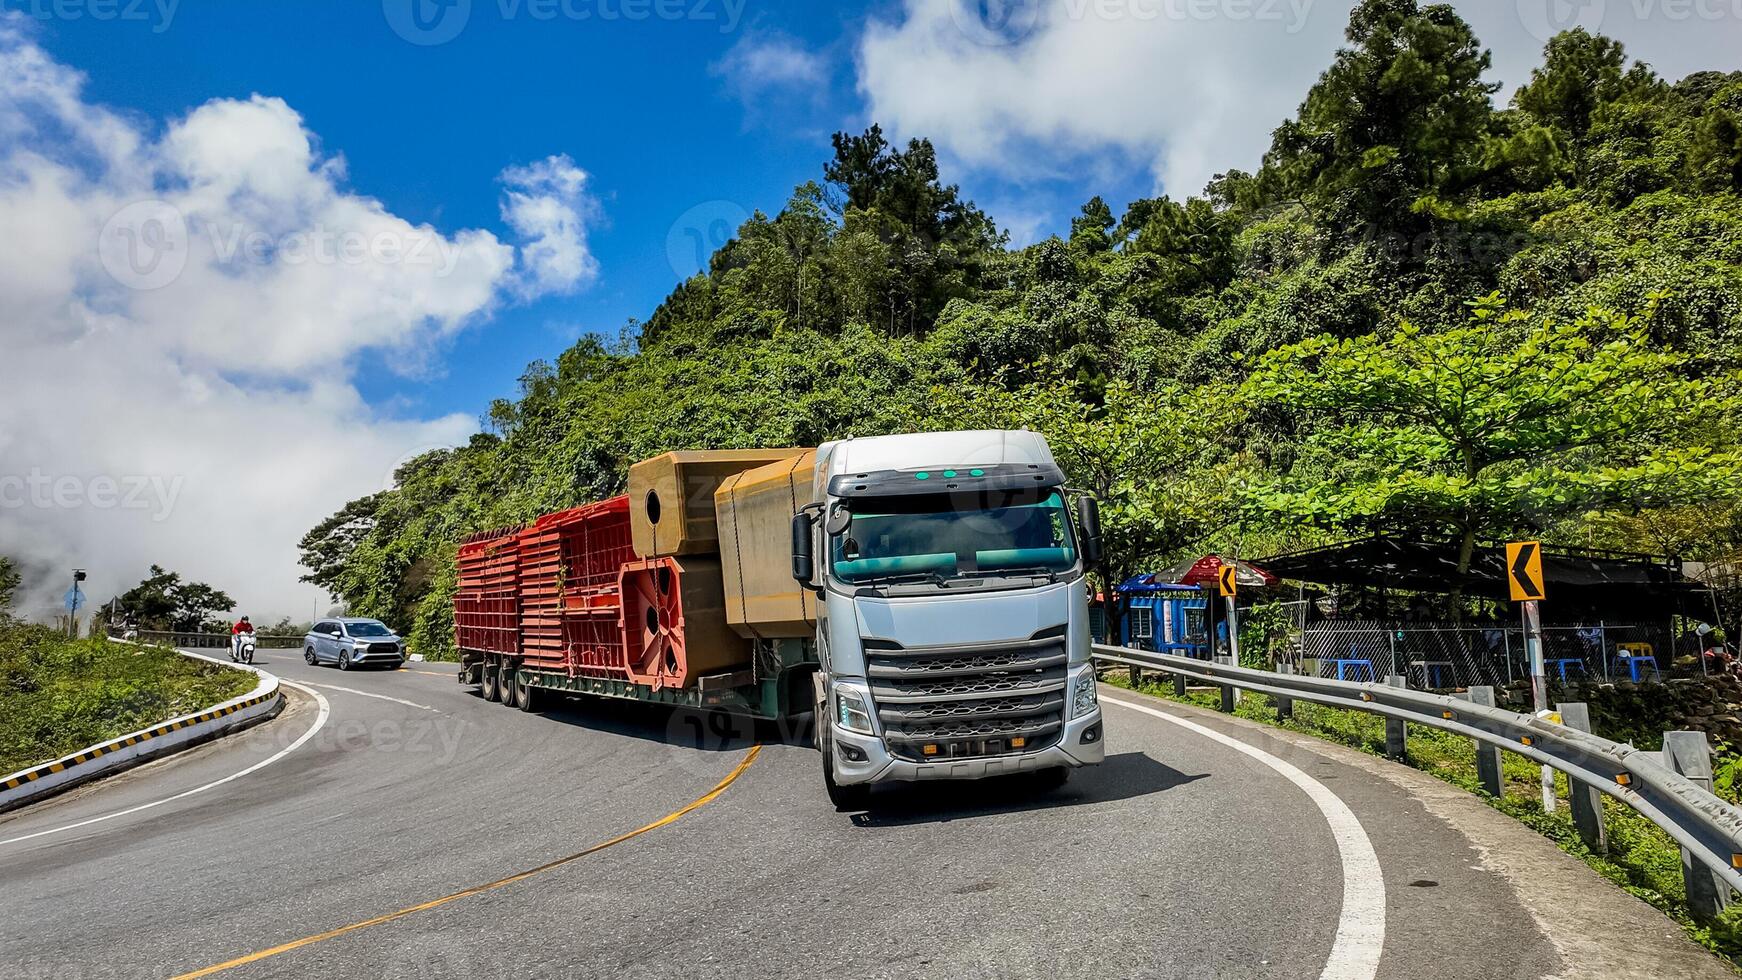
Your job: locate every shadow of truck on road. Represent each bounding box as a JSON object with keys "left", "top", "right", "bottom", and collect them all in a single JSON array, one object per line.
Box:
[{"left": 847, "top": 752, "right": 1207, "bottom": 827}]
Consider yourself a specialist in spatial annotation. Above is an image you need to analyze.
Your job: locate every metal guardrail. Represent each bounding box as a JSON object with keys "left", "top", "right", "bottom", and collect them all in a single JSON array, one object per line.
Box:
[
  {"left": 119, "top": 629, "right": 305, "bottom": 650},
  {"left": 1093, "top": 643, "right": 1742, "bottom": 898}
]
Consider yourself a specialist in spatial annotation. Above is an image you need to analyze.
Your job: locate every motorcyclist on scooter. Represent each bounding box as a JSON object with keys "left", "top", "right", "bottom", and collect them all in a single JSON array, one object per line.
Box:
[{"left": 231, "top": 616, "right": 255, "bottom": 661}]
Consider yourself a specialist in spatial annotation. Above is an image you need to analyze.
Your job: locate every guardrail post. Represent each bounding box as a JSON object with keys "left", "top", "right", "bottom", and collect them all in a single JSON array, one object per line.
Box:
[
  {"left": 1383, "top": 675, "right": 1407, "bottom": 760},
  {"left": 1128, "top": 665, "right": 1141, "bottom": 688},
  {"left": 1173, "top": 671, "right": 1188, "bottom": 698},
  {"left": 1216, "top": 655, "right": 1237, "bottom": 712},
  {"left": 1664, "top": 731, "right": 1733, "bottom": 923},
  {"left": 1555, "top": 702, "right": 1608, "bottom": 855},
  {"left": 1466, "top": 687, "right": 1505, "bottom": 798},
  {"left": 1275, "top": 663, "right": 1295, "bottom": 721}
]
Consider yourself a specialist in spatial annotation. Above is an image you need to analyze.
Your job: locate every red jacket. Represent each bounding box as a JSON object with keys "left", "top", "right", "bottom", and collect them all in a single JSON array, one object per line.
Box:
[{"left": 232, "top": 620, "right": 254, "bottom": 635}]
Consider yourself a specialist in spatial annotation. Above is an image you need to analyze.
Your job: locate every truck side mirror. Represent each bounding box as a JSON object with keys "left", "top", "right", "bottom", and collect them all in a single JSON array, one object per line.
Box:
[
  {"left": 1076, "top": 496, "right": 1104, "bottom": 566},
  {"left": 791, "top": 511, "right": 816, "bottom": 585}
]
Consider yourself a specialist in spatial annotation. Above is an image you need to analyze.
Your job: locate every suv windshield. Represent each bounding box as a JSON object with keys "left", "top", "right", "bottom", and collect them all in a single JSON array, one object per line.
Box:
[
  {"left": 831, "top": 488, "right": 1078, "bottom": 584},
  {"left": 347, "top": 622, "right": 393, "bottom": 637}
]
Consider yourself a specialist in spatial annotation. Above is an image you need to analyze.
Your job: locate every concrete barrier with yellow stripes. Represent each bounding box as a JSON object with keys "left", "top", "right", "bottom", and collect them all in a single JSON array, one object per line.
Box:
[{"left": 0, "top": 645, "right": 284, "bottom": 814}]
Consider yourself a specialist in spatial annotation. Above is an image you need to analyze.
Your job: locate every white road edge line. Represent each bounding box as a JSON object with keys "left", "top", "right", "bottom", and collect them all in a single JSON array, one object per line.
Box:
[
  {"left": 299, "top": 682, "right": 437, "bottom": 712},
  {"left": 1102, "top": 694, "right": 1386, "bottom": 980},
  {"left": 0, "top": 680, "right": 332, "bottom": 848}
]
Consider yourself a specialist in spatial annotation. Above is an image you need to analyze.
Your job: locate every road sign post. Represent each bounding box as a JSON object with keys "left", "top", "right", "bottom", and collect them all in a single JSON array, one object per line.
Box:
[
  {"left": 1219, "top": 563, "right": 1241, "bottom": 708},
  {"left": 1507, "top": 542, "right": 1554, "bottom": 812},
  {"left": 65, "top": 569, "right": 88, "bottom": 639}
]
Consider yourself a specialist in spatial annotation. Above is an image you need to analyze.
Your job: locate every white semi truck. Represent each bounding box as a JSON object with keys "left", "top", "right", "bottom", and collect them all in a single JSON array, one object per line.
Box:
[
  {"left": 457, "top": 429, "right": 1107, "bottom": 810},
  {"left": 786, "top": 431, "right": 1107, "bottom": 809}
]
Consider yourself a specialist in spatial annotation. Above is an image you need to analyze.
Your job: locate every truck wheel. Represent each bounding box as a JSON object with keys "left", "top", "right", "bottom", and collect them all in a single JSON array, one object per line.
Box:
[
  {"left": 501, "top": 664, "right": 521, "bottom": 708},
  {"left": 483, "top": 660, "right": 502, "bottom": 702},
  {"left": 517, "top": 672, "right": 540, "bottom": 713},
  {"left": 823, "top": 735, "right": 872, "bottom": 812}
]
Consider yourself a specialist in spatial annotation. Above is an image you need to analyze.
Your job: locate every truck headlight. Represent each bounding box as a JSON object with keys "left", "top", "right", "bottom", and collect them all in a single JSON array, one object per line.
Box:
[
  {"left": 836, "top": 689, "right": 875, "bottom": 735},
  {"left": 1072, "top": 669, "right": 1099, "bottom": 719}
]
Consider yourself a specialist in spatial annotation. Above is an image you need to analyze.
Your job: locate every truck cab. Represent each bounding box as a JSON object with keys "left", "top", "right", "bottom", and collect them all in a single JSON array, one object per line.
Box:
[{"left": 791, "top": 430, "right": 1107, "bottom": 809}]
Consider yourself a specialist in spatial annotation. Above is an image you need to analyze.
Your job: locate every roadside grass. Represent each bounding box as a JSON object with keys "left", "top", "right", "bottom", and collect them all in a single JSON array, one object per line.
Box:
[
  {"left": 0, "top": 620, "right": 255, "bottom": 775},
  {"left": 1105, "top": 672, "right": 1742, "bottom": 967}
]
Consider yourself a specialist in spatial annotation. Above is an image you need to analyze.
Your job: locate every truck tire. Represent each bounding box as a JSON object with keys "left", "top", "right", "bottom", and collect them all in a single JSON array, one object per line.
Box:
[
  {"left": 501, "top": 664, "right": 520, "bottom": 708},
  {"left": 517, "top": 672, "right": 540, "bottom": 713},
  {"left": 483, "top": 659, "right": 502, "bottom": 702},
  {"left": 822, "top": 733, "right": 872, "bottom": 812}
]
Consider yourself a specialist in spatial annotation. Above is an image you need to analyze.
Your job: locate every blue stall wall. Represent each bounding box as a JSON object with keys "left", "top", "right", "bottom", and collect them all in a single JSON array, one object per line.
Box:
[{"left": 1120, "top": 590, "right": 1222, "bottom": 659}]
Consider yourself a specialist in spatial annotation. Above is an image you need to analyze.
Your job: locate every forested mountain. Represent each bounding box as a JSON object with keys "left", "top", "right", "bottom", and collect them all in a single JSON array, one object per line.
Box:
[{"left": 301, "top": 0, "right": 1742, "bottom": 656}]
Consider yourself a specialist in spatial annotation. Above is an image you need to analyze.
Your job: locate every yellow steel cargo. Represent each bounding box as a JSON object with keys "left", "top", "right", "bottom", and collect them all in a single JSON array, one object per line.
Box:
[
  {"left": 629, "top": 449, "right": 805, "bottom": 558},
  {"left": 715, "top": 451, "right": 818, "bottom": 639}
]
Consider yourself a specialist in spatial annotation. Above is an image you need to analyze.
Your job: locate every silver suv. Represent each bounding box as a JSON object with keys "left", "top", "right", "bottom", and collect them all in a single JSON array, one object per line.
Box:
[{"left": 304, "top": 618, "right": 406, "bottom": 670}]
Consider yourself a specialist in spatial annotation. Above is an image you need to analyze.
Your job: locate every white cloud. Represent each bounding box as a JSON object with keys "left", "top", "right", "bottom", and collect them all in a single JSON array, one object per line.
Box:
[
  {"left": 858, "top": 0, "right": 1742, "bottom": 198},
  {"left": 500, "top": 154, "right": 600, "bottom": 298},
  {"left": 0, "top": 17, "right": 599, "bottom": 622},
  {"left": 711, "top": 32, "right": 828, "bottom": 105}
]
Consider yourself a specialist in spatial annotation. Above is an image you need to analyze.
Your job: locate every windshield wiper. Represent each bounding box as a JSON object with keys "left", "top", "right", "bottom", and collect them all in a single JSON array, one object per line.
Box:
[
  {"left": 953, "top": 566, "right": 1060, "bottom": 582},
  {"left": 847, "top": 570, "right": 952, "bottom": 587}
]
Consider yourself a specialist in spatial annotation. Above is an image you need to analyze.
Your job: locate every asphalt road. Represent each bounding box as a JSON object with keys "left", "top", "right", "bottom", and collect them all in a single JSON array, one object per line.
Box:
[{"left": 0, "top": 652, "right": 1730, "bottom": 979}]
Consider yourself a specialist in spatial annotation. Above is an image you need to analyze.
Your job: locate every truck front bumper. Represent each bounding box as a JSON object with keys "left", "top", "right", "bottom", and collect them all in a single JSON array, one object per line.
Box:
[{"left": 830, "top": 706, "right": 1106, "bottom": 786}]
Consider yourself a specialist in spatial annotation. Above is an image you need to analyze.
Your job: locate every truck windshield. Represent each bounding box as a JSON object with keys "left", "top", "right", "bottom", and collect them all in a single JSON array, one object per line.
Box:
[{"left": 831, "top": 488, "right": 1078, "bottom": 584}]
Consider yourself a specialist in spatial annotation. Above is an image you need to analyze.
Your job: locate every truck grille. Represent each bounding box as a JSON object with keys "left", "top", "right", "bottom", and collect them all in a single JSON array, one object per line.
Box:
[{"left": 865, "top": 627, "right": 1068, "bottom": 763}]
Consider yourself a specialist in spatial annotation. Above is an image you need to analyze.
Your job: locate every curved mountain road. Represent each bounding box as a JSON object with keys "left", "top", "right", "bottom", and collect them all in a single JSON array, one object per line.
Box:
[{"left": 0, "top": 652, "right": 1728, "bottom": 979}]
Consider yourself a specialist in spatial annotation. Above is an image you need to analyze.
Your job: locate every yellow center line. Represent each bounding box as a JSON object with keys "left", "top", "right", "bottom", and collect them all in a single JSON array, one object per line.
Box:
[{"left": 171, "top": 744, "right": 762, "bottom": 979}]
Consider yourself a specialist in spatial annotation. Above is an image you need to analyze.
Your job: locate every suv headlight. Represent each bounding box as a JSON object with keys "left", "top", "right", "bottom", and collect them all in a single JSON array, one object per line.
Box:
[
  {"left": 836, "top": 688, "right": 875, "bottom": 735},
  {"left": 1071, "top": 668, "right": 1099, "bottom": 719}
]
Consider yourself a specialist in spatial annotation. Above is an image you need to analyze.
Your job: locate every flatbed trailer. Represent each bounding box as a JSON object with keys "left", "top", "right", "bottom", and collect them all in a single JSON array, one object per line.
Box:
[
  {"left": 453, "top": 492, "right": 817, "bottom": 720},
  {"left": 466, "top": 637, "right": 815, "bottom": 720}
]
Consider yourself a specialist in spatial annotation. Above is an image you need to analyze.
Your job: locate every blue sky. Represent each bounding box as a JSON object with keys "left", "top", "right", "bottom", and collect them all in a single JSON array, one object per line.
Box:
[{"left": 22, "top": 0, "right": 1151, "bottom": 421}]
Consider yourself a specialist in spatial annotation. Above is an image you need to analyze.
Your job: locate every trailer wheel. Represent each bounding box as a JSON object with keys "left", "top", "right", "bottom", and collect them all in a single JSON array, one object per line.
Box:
[
  {"left": 482, "top": 659, "right": 502, "bottom": 702},
  {"left": 501, "top": 663, "right": 521, "bottom": 709},
  {"left": 516, "top": 672, "right": 540, "bottom": 713},
  {"left": 822, "top": 733, "right": 872, "bottom": 812}
]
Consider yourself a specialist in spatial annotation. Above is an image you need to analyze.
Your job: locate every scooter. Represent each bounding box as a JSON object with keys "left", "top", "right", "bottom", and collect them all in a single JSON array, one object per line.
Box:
[{"left": 232, "top": 631, "right": 257, "bottom": 665}]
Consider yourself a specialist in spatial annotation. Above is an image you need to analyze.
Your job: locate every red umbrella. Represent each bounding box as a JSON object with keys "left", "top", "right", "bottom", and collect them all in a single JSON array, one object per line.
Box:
[{"left": 1155, "top": 555, "right": 1279, "bottom": 589}]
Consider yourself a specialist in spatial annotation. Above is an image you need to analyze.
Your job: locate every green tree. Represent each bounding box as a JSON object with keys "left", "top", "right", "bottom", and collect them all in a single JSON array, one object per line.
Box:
[
  {"left": 1264, "top": 0, "right": 1498, "bottom": 239},
  {"left": 1243, "top": 296, "right": 1742, "bottom": 607},
  {"left": 112, "top": 565, "right": 237, "bottom": 632},
  {"left": 1069, "top": 196, "right": 1116, "bottom": 254},
  {"left": 298, "top": 493, "right": 382, "bottom": 595},
  {"left": 0, "top": 556, "right": 19, "bottom": 612},
  {"left": 1691, "top": 81, "right": 1742, "bottom": 192},
  {"left": 1513, "top": 30, "right": 1655, "bottom": 153}
]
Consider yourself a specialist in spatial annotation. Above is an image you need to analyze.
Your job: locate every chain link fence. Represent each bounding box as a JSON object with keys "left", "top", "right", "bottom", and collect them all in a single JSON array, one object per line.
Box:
[{"left": 1285, "top": 619, "right": 1683, "bottom": 690}]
